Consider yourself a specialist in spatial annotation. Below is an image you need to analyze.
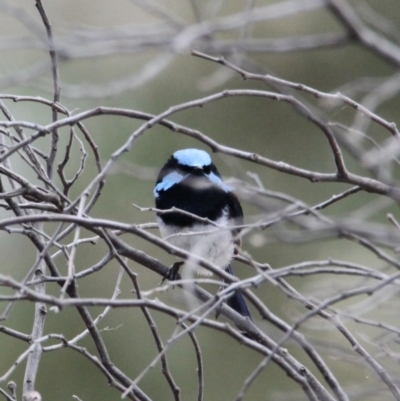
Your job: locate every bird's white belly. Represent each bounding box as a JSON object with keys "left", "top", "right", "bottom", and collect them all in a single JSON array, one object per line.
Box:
[{"left": 157, "top": 216, "right": 234, "bottom": 276}]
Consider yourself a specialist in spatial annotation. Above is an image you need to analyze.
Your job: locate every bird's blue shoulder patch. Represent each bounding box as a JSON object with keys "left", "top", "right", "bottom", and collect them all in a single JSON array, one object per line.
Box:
[
  {"left": 207, "top": 172, "right": 233, "bottom": 192},
  {"left": 154, "top": 171, "right": 187, "bottom": 197},
  {"left": 173, "top": 149, "right": 211, "bottom": 167}
]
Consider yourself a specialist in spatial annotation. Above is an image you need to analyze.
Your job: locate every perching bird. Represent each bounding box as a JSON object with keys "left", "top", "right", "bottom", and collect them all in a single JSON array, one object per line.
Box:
[{"left": 154, "top": 148, "right": 251, "bottom": 319}]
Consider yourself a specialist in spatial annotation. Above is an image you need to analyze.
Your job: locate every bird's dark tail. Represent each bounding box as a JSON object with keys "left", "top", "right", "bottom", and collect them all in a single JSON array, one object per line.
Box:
[{"left": 225, "top": 264, "right": 252, "bottom": 319}]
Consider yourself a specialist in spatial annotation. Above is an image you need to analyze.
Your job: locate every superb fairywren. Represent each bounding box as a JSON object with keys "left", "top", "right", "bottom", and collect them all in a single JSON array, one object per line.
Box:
[{"left": 154, "top": 148, "right": 251, "bottom": 319}]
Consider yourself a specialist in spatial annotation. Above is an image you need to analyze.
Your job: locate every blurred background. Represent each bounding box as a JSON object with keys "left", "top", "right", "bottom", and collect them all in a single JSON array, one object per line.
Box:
[{"left": 1, "top": 0, "right": 400, "bottom": 400}]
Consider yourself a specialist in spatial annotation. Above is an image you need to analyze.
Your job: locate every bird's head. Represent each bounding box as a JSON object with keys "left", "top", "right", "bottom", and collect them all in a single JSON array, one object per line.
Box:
[{"left": 154, "top": 148, "right": 232, "bottom": 198}]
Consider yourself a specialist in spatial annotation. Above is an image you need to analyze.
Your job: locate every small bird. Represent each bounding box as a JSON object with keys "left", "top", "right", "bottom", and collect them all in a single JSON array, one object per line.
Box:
[{"left": 154, "top": 148, "right": 251, "bottom": 319}]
